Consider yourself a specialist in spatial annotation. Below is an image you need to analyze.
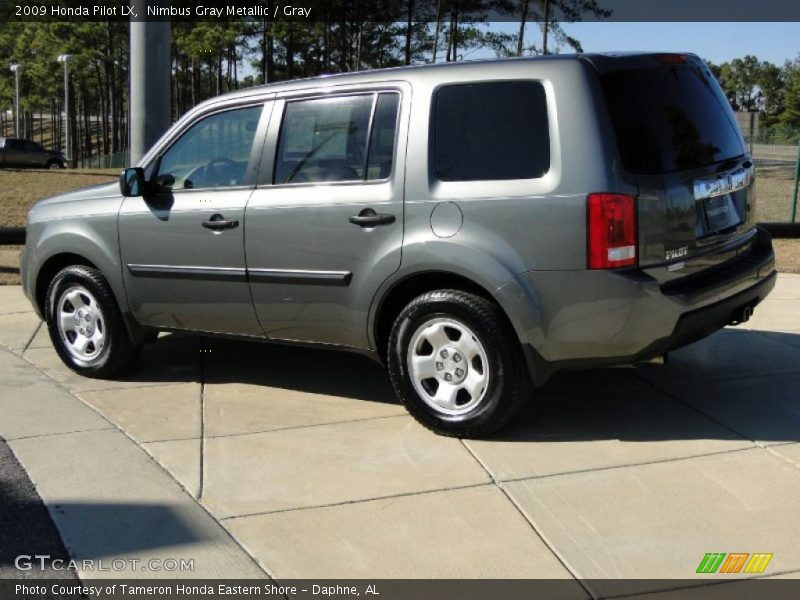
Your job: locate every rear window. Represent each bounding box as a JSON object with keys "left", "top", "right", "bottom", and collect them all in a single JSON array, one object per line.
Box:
[
  {"left": 602, "top": 64, "right": 745, "bottom": 174},
  {"left": 433, "top": 81, "right": 549, "bottom": 181}
]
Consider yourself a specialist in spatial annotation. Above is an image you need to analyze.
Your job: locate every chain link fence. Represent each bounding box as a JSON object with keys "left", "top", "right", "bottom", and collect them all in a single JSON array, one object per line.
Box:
[
  {"left": 746, "top": 127, "right": 800, "bottom": 224},
  {"left": 75, "top": 150, "right": 130, "bottom": 170}
]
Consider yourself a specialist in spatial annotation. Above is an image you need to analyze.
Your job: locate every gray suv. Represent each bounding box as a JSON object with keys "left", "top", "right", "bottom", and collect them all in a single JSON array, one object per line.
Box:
[{"left": 21, "top": 53, "right": 776, "bottom": 437}]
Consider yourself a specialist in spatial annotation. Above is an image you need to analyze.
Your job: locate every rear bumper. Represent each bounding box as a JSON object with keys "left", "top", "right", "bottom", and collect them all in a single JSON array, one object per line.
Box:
[{"left": 496, "top": 226, "right": 776, "bottom": 386}]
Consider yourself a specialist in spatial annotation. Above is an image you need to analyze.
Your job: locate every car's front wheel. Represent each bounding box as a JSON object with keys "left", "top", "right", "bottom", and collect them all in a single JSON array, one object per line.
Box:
[
  {"left": 46, "top": 159, "right": 63, "bottom": 170},
  {"left": 387, "top": 290, "right": 528, "bottom": 437},
  {"left": 45, "top": 265, "right": 139, "bottom": 378}
]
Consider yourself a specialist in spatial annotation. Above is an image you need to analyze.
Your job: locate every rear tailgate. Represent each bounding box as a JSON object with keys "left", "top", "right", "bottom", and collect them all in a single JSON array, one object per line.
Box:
[{"left": 592, "top": 54, "right": 757, "bottom": 283}]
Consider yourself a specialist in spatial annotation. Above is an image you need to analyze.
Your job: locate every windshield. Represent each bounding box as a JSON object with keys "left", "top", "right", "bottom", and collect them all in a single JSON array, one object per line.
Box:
[{"left": 601, "top": 63, "right": 745, "bottom": 174}]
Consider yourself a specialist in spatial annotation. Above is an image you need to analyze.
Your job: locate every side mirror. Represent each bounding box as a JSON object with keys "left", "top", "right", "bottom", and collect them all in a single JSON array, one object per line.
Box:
[{"left": 120, "top": 167, "right": 145, "bottom": 197}]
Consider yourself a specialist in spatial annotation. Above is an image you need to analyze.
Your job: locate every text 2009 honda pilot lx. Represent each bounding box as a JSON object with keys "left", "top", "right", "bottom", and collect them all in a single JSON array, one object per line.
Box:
[{"left": 21, "top": 53, "right": 776, "bottom": 437}]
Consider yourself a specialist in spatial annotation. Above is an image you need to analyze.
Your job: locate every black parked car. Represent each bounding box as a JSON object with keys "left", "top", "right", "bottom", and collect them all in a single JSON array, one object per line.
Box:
[{"left": 0, "top": 137, "right": 67, "bottom": 169}]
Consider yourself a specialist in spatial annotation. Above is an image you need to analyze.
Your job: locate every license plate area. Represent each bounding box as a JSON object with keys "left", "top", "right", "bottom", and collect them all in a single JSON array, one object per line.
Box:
[{"left": 703, "top": 194, "right": 742, "bottom": 233}]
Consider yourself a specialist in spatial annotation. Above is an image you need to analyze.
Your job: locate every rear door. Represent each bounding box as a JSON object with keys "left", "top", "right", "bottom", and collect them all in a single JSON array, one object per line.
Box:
[
  {"left": 245, "top": 84, "right": 409, "bottom": 349},
  {"left": 597, "top": 55, "right": 754, "bottom": 276},
  {"left": 24, "top": 140, "right": 47, "bottom": 166}
]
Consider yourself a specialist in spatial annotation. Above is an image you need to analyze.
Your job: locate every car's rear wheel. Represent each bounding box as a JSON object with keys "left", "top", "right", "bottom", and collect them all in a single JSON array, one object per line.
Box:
[
  {"left": 45, "top": 265, "right": 140, "bottom": 377},
  {"left": 387, "top": 290, "right": 528, "bottom": 437}
]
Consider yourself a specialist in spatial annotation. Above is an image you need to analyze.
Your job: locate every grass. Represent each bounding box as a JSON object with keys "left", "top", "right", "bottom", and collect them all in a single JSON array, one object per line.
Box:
[
  {"left": 1, "top": 168, "right": 799, "bottom": 287},
  {"left": 0, "top": 167, "right": 119, "bottom": 228}
]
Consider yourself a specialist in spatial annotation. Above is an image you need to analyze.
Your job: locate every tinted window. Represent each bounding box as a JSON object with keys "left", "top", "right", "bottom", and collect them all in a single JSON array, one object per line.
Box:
[
  {"left": 433, "top": 81, "right": 549, "bottom": 181},
  {"left": 6, "top": 139, "right": 25, "bottom": 151},
  {"left": 25, "top": 141, "right": 42, "bottom": 152},
  {"left": 157, "top": 105, "right": 262, "bottom": 189},
  {"left": 602, "top": 65, "right": 745, "bottom": 174},
  {"left": 366, "top": 93, "right": 400, "bottom": 180},
  {"left": 275, "top": 95, "right": 373, "bottom": 184}
]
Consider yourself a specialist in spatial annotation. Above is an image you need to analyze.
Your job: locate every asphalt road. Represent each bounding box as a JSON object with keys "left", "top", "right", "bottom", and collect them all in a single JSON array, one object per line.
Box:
[{"left": 0, "top": 436, "right": 76, "bottom": 581}]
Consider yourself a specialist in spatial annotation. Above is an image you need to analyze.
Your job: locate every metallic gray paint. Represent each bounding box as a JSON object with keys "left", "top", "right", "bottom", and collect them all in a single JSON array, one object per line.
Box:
[{"left": 21, "top": 54, "right": 776, "bottom": 384}]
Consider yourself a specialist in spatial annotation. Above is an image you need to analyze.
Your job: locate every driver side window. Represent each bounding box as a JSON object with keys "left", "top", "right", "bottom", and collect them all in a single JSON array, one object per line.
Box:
[{"left": 157, "top": 105, "right": 263, "bottom": 190}]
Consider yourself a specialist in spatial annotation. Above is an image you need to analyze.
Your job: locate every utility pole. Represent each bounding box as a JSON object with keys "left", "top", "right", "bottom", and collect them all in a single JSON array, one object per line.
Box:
[
  {"left": 57, "top": 54, "right": 73, "bottom": 164},
  {"left": 129, "top": 0, "right": 171, "bottom": 165},
  {"left": 9, "top": 64, "right": 22, "bottom": 137}
]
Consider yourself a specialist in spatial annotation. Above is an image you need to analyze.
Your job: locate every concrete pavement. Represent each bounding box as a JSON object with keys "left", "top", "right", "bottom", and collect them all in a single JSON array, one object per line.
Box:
[{"left": 0, "top": 278, "right": 799, "bottom": 593}]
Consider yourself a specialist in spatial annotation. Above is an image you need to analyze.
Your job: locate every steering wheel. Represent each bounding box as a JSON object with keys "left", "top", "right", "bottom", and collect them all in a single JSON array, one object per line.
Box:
[{"left": 205, "top": 156, "right": 239, "bottom": 186}]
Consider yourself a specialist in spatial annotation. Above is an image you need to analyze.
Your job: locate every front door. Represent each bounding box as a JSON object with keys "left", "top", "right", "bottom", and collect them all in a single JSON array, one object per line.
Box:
[
  {"left": 245, "top": 86, "right": 408, "bottom": 348},
  {"left": 119, "top": 102, "right": 270, "bottom": 336}
]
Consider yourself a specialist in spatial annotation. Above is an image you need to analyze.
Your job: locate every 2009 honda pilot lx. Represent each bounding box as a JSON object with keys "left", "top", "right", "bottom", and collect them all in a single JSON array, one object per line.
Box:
[{"left": 21, "top": 53, "right": 776, "bottom": 437}]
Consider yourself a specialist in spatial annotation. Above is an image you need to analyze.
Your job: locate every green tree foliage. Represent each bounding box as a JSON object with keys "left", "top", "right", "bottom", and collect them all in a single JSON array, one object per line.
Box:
[
  {"left": 708, "top": 54, "right": 800, "bottom": 128},
  {"left": 781, "top": 59, "right": 800, "bottom": 129},
  {"left": 0, "top": 1, "right": 616, "bottom": 160}
]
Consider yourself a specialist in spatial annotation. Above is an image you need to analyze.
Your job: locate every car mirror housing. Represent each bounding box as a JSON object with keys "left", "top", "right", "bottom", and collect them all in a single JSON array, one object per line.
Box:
[{"left": 120, "top": 167, "right": 145, "bottom": 197}]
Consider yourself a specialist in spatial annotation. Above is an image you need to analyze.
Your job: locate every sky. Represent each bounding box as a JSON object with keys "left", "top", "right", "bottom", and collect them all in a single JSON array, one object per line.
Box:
[{"left": 470, "top": 22, "right": 800, "bottom": 65}]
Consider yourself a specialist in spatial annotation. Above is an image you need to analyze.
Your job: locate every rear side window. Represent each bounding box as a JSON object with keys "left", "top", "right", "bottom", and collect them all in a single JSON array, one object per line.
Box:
[
  {"left": 433, "top": 81, "right": 550, "bottom": 181},
  {"left": 274, "top": 92, "right": 400, "bottom": 185},
  {"left": 602, "top": 64, "right": 745, "bottom": 174}
]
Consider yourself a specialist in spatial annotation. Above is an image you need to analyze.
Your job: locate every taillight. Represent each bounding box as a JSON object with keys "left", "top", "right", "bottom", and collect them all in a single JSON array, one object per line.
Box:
[{"left": 587, "top": 193, "right": 637, "bottom": 269}]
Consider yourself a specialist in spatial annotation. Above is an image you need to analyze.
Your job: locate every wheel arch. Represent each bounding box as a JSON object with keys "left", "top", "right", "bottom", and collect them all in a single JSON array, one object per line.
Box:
[
  {"left": 371, "top": 270, "right": 517, "bottom": 364},
  {"left": 35, "top": 252, "right": 98, "bottom": 317}
]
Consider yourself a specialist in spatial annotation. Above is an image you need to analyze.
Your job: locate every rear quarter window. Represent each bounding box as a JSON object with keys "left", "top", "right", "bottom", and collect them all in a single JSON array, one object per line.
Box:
[{"left": 432, "top": 81, "right": 550, "bottom": 181}]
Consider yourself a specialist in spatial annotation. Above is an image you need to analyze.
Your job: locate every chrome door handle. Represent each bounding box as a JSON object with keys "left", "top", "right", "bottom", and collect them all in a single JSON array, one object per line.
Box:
[
  {"left": 349, "top": 208, "right": 396, "bottom": 227},
  {"left": 202, "top": 214, "right": 239, "bottom": 231}
]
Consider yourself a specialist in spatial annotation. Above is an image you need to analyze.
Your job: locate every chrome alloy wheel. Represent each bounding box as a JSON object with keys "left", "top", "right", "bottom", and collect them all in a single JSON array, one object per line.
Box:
[
  {"left": 56, "top": 285, "right": 106, "bottom": 364},
  {"left": 407, "top": 317, "right": 490, "bottom": 416}
]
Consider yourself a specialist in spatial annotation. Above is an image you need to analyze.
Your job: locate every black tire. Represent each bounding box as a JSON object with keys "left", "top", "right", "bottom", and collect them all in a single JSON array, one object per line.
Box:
[
  {"left": 387, "top": 290, "right": 528, "bottom": 438},
  {"left": 46, "top": 159, "right": 63, "bottom": 170},
  {"left": 45, "top": 265, "right": 140, "bottom": 378}
]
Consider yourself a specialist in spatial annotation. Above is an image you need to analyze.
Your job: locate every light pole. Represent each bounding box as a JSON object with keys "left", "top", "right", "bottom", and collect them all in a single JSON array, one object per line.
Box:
[
  {"left": 130, "top": 0, "right": 171, "bottom": 165},
  {"left": 9, "top": 63, "right": 22, "bottom": 137},
  {"left": 57, "top": 54, "right": 73, "bottom": 164}
]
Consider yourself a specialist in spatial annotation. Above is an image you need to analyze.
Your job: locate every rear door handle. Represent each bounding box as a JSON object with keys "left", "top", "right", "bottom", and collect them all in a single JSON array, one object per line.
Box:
[
  {"left": 349, "top": 208, "right": 396, "bottom": 228},
  {"left": 202, "top": 213, "right": 239, "bottom": 231}
]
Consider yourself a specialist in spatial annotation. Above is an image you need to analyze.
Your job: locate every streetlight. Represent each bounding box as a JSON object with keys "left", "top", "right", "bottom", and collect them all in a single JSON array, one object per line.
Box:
[
  {"left": 57, "top": 54, "right": 73, "bottom": 164},
  {"left": 9, "top": 63, "right": 22, "bottom": 137}
]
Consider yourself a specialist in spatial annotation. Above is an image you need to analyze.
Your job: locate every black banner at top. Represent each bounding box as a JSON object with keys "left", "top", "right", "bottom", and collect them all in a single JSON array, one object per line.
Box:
[{"left": 2, "top": 0, "right": 800, "bottom": 23}]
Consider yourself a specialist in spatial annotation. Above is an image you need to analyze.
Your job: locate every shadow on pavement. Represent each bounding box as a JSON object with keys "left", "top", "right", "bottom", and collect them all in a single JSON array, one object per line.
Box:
[
  {"left": 117, "top": 329, "right": 800, "bottom": 441},
  {"left": 201, "top": 336, "right": 397, "bottom": 404},
  {"left": 0, "top": 438, "right": 77, "bottom": 578},
  {"left": 0, "top": 500, "right": 207, "bottom": 566}
]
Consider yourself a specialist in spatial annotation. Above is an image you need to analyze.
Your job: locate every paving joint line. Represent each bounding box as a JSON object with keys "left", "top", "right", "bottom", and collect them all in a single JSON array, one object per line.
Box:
[
  {"left": 6, "top": 427, "right": 116, "bottom": 442},
  {"left": 751, "top": 329, "right": 800, "bottom": 352},
  {"left": 607, "top": 568, "right": 800, "bottom": 598},
  {"left": 21, "top": 319, "right": 43, "bottom": 355},
  {"left": 4, "top": 345, "right": 272, "bottom": 580},
  {"left": 195, "top": 336, "right": 277, "bottom": 580},
  {"left": 147, "top": 413, "right": 407, "bottom": 445},
  {"left": 199, "top": 336, "right": 206, "bottom": 501},
  {"left": 68, "top": 381, "right": 194, "bottom": 394},
  {"left": 764, "top": 445, "right": 800, "bottom": 472},
  {"left": 458, "top": 439, "right": 597, "bottom": 599},
  {"left": 637, "top": 368, "right": 800, "bottom": 386},
  {"left": 497, "top": 445, "right": 759, "bottom": 485},
  {"left": 633, "top": 371, "right": 755, "bottom": 442},
  {"left": 219, "top": 481, "right": 492, "bottom": 522}
]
